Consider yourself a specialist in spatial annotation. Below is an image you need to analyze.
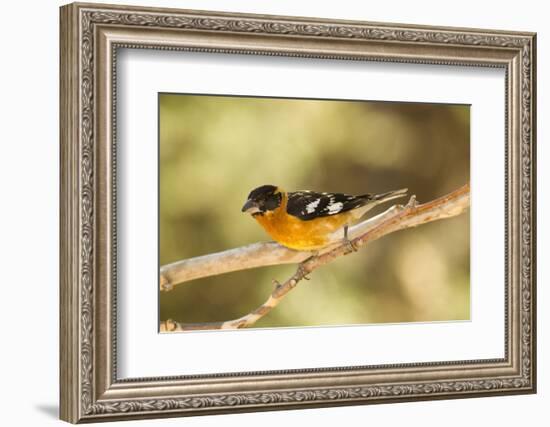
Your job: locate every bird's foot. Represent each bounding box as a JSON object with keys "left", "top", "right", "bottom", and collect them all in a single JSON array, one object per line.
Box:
[{"left": 343, "top": 225, "right": 358, "bottom": 252}]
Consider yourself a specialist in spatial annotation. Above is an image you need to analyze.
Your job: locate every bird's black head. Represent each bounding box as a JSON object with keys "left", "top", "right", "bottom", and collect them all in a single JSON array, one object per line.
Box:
[{"left": 241, "top": 185, "right": 283, "bottom": 216}]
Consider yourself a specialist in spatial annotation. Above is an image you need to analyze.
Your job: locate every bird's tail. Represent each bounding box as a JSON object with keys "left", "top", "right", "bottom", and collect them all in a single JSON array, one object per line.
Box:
[
  {"left": 367, "top": 188, "right": 408, "bottom": 204},
  {"left": 350, "top": 188, "right": 408, "bottom": 220}
]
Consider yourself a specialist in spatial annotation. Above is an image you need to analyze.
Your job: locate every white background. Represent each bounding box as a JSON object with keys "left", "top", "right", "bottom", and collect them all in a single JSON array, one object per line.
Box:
[
  {"left": 0, "top": 0, "right": 546, "bottom": 426},
  {"left": 118, "top": 50, "right": 505, "bottom": 377}
]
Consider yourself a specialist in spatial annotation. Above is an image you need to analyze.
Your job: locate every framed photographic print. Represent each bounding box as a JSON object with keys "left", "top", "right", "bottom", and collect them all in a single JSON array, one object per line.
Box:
[{"left": 60, "top": 2, "right": 536, "bottom": 423}]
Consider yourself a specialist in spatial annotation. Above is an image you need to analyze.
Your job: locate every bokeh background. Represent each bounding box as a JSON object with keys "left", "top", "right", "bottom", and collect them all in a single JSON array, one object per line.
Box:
[{"left": 159, "top": 93, "right": 470, "bottom": 329}]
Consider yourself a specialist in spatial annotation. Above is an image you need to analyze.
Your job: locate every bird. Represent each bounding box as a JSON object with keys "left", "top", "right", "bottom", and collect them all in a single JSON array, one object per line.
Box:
[{"left": 241, "top": 184, "right": 408, "bottom": 251}]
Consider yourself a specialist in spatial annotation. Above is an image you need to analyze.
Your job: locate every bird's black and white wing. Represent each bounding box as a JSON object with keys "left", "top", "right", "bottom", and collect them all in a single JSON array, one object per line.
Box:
[{"left": 286, "top": 191, "right": 373, "bottom": 221}]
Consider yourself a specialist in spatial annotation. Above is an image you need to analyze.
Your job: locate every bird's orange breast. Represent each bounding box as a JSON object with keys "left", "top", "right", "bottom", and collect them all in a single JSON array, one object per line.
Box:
[{"left": 253, "top": 204, "right": 352, "bottom": 251}]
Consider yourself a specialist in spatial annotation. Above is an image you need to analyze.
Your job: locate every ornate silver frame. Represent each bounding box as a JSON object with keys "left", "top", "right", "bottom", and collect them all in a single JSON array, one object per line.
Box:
[{"left": 60, "top": 2, "right": 536, "bottom": 423}]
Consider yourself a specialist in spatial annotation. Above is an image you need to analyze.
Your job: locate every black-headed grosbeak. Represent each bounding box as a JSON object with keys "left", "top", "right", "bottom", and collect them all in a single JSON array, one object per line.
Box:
[{"left": 242, "top": 184, "right": 407, "bottom": 251}]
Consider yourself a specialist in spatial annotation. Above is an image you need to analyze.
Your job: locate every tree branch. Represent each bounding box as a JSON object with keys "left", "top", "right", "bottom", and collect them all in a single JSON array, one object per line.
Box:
[
  {"left": 161, "top": 197, "right": 411, "bottom": 291},
  {"left": 160, "top": 183, "right": 470, "bottom": 332}
]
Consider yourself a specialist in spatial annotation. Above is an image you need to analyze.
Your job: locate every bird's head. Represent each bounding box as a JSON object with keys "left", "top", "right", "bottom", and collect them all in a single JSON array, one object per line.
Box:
[{"left": 241, "top": 185, "right": 283, "bottom": 216}]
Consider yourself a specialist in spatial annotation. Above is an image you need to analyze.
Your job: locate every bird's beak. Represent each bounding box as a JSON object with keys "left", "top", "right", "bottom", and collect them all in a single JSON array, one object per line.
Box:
[{"left": 241, "top": 199, "right": 260, "bottom": 214}]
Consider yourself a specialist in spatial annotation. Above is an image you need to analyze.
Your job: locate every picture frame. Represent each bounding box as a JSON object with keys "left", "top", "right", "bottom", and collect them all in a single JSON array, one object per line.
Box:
[{"left": 59, "top": 2, "right": 536, "bottom": 423}]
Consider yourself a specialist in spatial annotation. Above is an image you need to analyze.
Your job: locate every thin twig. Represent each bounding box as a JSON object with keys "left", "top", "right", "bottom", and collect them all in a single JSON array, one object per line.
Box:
[{"left": 160, "top": 183, "right": 470, "bottom": 332}]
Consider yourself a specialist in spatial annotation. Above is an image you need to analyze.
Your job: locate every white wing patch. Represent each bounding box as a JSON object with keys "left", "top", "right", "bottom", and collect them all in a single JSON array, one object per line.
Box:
[
  {"left": 327, "top": 202, "right": 344, "bottom": 214},
  {"left": 287, "top": 190, "right": 372, "bottom": 220},
  {"left": 305, "top": 198, "right": 321, "bottom": 213}
]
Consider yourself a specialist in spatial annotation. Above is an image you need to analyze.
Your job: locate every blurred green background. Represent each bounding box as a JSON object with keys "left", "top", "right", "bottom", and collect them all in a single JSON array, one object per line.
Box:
[{"left": 159, "top": 93, "right": 470, "bottom": 329}]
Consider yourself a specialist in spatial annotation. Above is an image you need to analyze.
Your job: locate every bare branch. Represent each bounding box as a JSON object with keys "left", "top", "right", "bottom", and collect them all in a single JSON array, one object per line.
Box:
[
  {"left": 160, "top": 198, "right": 405, "bottom": 291},
  {"left": 160, "top": 183, "right": 470, "bottom": 332}
]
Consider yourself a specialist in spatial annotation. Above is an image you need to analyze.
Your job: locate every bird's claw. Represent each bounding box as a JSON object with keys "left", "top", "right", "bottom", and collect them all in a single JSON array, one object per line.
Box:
[
  {"left": 343, "top": 225, "right": 358, "bottom": 253},
  {"left": 346, "top": 240, "right": 358, "bottom": 252}
]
